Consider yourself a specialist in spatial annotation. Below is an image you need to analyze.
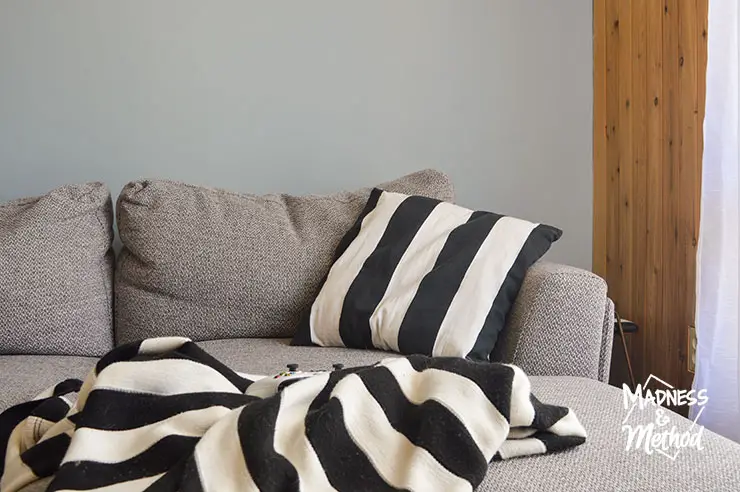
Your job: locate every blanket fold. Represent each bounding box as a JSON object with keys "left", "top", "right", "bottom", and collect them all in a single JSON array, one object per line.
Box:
[{"left": 0, "top": 337, "right": 586, "bottom": 492}]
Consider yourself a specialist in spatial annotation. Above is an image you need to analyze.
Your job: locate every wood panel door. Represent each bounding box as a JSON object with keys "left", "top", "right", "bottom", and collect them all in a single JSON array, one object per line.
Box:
[{"left": 593, "top": 0, "right": 708, "bottom": 392}]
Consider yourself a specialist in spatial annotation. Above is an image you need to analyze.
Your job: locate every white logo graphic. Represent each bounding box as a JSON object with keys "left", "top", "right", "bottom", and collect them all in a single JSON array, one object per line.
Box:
[{"left": 621, "top": 375, "right": 708, "bottom": 460}]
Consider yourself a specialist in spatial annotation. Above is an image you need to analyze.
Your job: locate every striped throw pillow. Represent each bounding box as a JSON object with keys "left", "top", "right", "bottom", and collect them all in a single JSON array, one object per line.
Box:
[{"left": 291, "top": 189, "right": 562, "bottom": 360}]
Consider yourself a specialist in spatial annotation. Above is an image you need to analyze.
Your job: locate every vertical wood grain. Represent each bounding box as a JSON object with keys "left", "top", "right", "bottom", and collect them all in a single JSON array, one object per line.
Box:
[
  {"left": 594, "top": 0, "right": 707, "bottom": 390},
  {"left": 697, "top": 0, "right": 708, "bottom": 165},
  {"left": 695, "top": 0, "right": 708, "bottom": 285},
  {"left": 695, "top": 3, "right": 708, "bottom": 351},
  {"left": 677, "top": 0, "right": 699, "bottom": 389},
  {"left": 593, "top": 0, "right": 608, "bottom": 279},
  {"left": 617, "top": 0, "right": 634, "bottom": 321},
  {"left": 605, "top": 0, "right": 622, "bottom": 309},
  {"left": 645, "top": 0, "right": 664, "bottom": 386},
  {"left": 630, "top": 0, "right": 648, "bottom": 383},
  {"left": 661, "top": 0, "right": 681, "bottom": 386}
]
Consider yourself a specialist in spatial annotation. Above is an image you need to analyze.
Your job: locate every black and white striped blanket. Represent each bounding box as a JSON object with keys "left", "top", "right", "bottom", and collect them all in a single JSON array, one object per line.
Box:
[{"left": 0, "top": 337, "right": 586, "bottom": 492}]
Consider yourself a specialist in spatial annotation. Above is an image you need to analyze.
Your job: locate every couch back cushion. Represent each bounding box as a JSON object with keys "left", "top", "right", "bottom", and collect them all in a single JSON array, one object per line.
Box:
[
  {"left": 115, "top": 170, "right": 454, "bottom": 343},
  {"left": 0, "top": 183, "right": 114, "bottom": 355}
]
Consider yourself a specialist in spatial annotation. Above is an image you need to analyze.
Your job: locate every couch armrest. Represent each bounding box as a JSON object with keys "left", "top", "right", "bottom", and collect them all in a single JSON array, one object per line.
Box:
[
  {"left": 598, "top": 298, "right": 615, "bottom": 382},
  {"left": 491, "top": 262, "right": 613, "bottom": 382}
]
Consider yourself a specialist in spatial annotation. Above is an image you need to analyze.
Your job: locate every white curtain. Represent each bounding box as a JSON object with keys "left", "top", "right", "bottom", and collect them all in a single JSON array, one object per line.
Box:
[{"left": 691, "top": 0, "right": 739, "bottom": 442}]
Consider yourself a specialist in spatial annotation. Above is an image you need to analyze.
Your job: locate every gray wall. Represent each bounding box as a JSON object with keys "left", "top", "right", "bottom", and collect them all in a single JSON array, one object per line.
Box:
[{"left": 0, "top": 1, "right": 593, "bottom": 269}]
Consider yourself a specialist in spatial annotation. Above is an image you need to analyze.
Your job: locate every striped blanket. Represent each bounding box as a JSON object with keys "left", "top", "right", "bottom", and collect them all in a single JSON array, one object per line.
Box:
[{"left": 0, "top": 338, "right": 586, "bottom": 492}]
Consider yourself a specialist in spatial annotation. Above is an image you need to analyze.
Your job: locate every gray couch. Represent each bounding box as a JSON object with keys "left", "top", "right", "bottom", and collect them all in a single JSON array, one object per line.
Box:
[{"left": 2, "top": 171, "right": 740, "bottom": 491}]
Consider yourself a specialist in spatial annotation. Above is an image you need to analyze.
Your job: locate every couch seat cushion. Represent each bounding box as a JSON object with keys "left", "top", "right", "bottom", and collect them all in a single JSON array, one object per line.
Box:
[
  {"left": 481, "top": 377, "right": 740, "bottom": 491},
  {"left": 199, "top": 338, "right": 401, "bottom": 374},
  {"left": 0, "top": 355, "right": 96, "bottom": 411},
  {"left": 6, "top": 340, "right": 740, "bottom": 491}
]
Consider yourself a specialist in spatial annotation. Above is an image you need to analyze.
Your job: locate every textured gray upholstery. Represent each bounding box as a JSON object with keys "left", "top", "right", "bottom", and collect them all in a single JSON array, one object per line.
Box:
[
  {"left": 599, "top": 298, "right": 615, "bottom": 382},
  {"left": 492, "top": 262, "right": 612, "bottom": 382},
  {"left": 480, "top": 377, "right": 740, "bottom": 491},
  {"left": 115, "top": 170, "right": 455, "bottom": 344},
  {"left": 0, "top": 183, "right": 114, "bottom": 355},
  {"left": 0, "top": 354, "right": 95, "bottom": 410},
  {"left": 199, "top": 338, "right": 400, "bottom": 374},
  {"left": 8, "top": 352, "right": 740, "bottom": 491},
  {"left": 5, "top": 175, "right": 737, "bottom": 492}
]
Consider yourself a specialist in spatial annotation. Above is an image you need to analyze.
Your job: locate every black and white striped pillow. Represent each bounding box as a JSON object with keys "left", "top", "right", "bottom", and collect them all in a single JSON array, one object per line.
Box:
[{"left": 291, "top": 189, "right": 562, "bottom": 360}]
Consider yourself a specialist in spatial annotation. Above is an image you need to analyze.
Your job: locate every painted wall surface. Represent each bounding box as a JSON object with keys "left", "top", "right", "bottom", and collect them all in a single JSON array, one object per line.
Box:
[{"left": 0, "top": 1, "right": 593, "bottom": 268}]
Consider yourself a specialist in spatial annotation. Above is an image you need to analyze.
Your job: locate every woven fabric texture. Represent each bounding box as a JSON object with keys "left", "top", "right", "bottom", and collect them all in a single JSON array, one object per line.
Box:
[
  {"left": 8, "top": 358, "right": 740, "bottom": 492},
  {"left": 479, "top": 376, "right": 740, "bottom": 491},
  {"left": 491, "top": 262, "right": 611, "bottom": 382},
  {"left": 201, "top": 338, "right": 401, "bottom": 374},
  {"left": 115, "top": 170, "right": 454, "bottom": 343},
  {"left": 599, "top": 298, "right": 615, "bottom": 382},
  {"left": 0, "top": 183, "right": 114, "bottom": 356},
  {"left": 0, "top": 355, "right": 95, "bottom": 411}
]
